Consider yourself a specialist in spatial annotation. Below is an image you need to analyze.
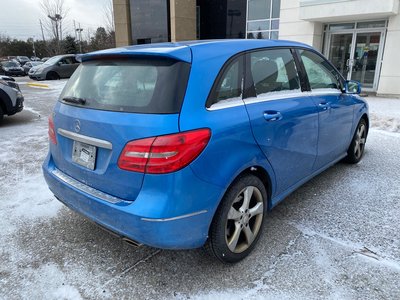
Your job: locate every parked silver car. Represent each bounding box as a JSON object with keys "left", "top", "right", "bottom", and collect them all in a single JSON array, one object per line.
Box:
[
  {"left": 29, "top": 54, "right": 80, "bottom": 80},
  {"left": 0, "top": 76, "right": 24, "bottom": 122},
  {"left": 23, "top": 61, "right": 43, "bottom": 75}
]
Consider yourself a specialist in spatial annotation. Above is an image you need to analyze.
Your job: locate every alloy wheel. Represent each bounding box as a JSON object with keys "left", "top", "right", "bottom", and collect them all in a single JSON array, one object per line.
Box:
[
  {"left": 225, "top": 186, "right": 264, "bottom": 253},
  {"left": 354, "top": 123, "right": 366, "bottom": 160}
]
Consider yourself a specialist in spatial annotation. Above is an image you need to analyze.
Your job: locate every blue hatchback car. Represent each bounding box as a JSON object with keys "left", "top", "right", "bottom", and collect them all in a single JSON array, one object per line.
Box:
[{"left": 43, "top": 40, "right": 368, "bottom": 263}]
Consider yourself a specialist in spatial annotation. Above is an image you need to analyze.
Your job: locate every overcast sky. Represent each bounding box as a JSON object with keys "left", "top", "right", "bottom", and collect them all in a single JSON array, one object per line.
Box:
[{"left": 0, "top": 0, "right": 110, "bottom": 41}]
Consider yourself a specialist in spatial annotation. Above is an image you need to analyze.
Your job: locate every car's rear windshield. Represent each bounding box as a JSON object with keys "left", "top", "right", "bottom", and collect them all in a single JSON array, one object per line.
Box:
[{"left": 59, "top": 58, "right": 191, "bottom": 114}]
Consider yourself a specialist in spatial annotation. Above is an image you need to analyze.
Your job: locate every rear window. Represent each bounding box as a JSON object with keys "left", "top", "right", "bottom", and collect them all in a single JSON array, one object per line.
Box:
[{"left": 59, "top": 58, "right": 190, "bottom": 114}]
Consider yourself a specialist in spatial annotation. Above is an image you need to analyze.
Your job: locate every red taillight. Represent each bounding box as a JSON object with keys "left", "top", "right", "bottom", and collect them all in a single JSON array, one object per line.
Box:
[
  {"left": 118, "top": 129, "right": 211, "bottom": 174},
  {"left": 48, "top": 115, "right": 57, "bottom": 145}
]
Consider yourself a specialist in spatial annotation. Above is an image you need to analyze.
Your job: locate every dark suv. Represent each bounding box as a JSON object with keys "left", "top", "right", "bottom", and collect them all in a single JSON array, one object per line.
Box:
[{"left": 0, "top": 76, "right": 24, "bottom": 122}]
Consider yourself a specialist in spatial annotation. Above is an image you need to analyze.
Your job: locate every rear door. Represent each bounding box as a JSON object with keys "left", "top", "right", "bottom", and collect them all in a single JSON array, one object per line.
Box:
[
  {"left": 57, "top": 57, "right": 74, "bottom": 78},
  {"left": 243, "top": 48, "right": 319, "bottom": 197},
  {"left": 51, "top": 57, "right": 190, "bottom": 200},
  {"left": 297, "top": 49, "right": 354, "bottom": 170}
]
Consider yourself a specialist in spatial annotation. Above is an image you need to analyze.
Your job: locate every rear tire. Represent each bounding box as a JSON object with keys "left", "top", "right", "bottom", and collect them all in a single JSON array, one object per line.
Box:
[
  {"left": 205, "top": 174, "right": 267, "bottom": 263},
  {"left": 46, "top": 72, "right": 60, "bottom": 80},
  {"left": 345, "top": 118, "right": 367, "bottom": 164}
]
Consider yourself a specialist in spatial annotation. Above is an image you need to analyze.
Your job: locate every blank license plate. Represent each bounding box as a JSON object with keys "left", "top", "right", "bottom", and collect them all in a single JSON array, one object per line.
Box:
[{"left": 72, "top": 141, "right": 97, "bottom": 170}]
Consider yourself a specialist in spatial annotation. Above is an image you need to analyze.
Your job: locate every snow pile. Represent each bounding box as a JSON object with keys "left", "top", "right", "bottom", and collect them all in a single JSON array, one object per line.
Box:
[
  {"left": 367, "top": 96, "right": 400, "bottom": 133},
  {"left": 370, "top": 114, "right": 400, "bottom": 133}
]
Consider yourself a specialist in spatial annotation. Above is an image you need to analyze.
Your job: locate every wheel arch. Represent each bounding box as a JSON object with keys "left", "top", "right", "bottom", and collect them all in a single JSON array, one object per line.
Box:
[
  {"left": 239, "top": 166, "right": 273, "bottom": 210},
  {"left": 360, "top": 113, "right": 369, "bottom": 134},
  {"left": 46, "top": 71, "right": 60, "bottom": 80},
  {"left": 212, "top": 164, "right": 274, "bottom": 218},
  {"left": 0, "top": 89, "right": 12, "bottom": 115}
]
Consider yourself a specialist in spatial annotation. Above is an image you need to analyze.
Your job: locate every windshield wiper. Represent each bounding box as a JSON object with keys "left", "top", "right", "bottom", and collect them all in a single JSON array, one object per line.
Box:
[{"left": 62, "top": 96, "right": 87, "bottom": 105}]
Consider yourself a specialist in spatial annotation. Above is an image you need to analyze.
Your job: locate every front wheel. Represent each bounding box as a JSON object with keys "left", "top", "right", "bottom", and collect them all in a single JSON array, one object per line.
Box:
[
  {"left": 345, "top": 118, "right": 367, "bottom": 164},
  {"left": 205, "top": 174, "right": 267, "bottom": 263}
]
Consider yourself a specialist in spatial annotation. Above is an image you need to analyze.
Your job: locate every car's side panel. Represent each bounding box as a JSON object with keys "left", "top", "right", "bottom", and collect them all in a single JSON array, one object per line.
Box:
[
  {"left": 310, "top": 91, "right": 355, "bottom": 170},
  {"left": 349, "top": 95, "right": 369, "bottom": 137},
  {"left": 244, "top": 93, "right": 319, "bottom": 197},
  {"left": 294, "top": 48, "right": 357, "bottom": 169}
]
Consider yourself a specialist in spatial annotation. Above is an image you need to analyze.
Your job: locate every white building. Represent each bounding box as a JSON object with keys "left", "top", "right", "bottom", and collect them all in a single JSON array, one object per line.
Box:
[{"left": 279, "top": 0, "right": 400, "bottom": 96}]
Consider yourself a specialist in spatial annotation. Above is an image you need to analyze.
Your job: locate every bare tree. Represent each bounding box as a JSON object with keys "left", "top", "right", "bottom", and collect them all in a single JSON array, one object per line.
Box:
[
  {"left": 102, "top": 0, "right": 115, "bottom": 34},
  {"left": 40, "top": 0, "right": 69, "bottom": 54}
]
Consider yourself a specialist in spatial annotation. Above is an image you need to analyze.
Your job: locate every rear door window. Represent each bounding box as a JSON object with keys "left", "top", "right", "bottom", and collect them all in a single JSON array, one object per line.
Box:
[
  {"left": 207, "top": 56, "right": 244, "bottom": 108},
  {"left": 248, "top": 48, "right": 301, "bottom": 97},
  {"left": 59, "top": 58, "right": 191, "bottom": 114}
]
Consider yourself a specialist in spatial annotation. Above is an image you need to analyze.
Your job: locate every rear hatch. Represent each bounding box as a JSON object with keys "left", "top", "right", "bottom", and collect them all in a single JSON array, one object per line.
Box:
[{"left": 50, "top": 54, "right": 191, "bottom": 201}]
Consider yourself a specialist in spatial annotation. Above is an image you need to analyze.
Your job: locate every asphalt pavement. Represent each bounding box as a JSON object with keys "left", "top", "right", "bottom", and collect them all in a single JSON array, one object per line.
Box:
[{"left": 0, "top": 77, "right": 399, "bottom": 300}]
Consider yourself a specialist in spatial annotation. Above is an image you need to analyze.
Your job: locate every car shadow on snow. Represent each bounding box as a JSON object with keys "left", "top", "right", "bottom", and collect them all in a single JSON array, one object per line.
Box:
[{"left": 0, "top": 109, "right": 40, "bottom": 128}]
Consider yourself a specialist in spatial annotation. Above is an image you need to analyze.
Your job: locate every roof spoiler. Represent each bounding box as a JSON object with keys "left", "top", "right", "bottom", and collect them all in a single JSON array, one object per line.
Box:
[{"left": 77, "top": 44, "right": 192, "bottom": 63}]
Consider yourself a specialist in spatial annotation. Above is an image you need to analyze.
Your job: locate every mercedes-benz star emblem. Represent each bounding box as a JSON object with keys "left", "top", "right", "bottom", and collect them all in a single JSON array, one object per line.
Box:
[{"left": 74, "top": 120, "right": 81, "bottom": 133}]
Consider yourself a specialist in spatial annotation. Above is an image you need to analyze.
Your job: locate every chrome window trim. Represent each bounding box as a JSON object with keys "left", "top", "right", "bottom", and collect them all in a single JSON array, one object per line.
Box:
[
  {"left": 207, "top": 98, "right": 244, "bottom": 111},
  {"left": 58, "top": 128, "right": 113, "bottom": 150},
  {"left": 52, "top": 168, "right": 126, "bottom": 204},
  {"left": 244, "top": 90, "right": 304, "bottom": 105},
  {"left": 308, "top": 88, "right": 342, "bottom": 96},
  {"left": 207, "top": 88, "right": 342, "bottom": 110},
  {"left": 141, "top": 210, "right": 208, "bottom": 222}
]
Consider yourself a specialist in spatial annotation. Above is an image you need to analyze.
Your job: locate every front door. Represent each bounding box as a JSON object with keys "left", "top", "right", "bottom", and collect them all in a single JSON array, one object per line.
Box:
[
  {"left": 298, "top": 49, "right": 354, "bottom": 170},
  {"left": 326, "top": 24, "right": 385, "bottom": 92}
]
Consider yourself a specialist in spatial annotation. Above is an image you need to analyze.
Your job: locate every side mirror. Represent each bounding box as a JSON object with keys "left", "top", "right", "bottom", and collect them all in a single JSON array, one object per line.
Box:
[
  {"left": 57, "top": 61, "right": 62, "bottom": 66},
  {"left": 344, "top": 80, "right": 361, "bottom": 94}
]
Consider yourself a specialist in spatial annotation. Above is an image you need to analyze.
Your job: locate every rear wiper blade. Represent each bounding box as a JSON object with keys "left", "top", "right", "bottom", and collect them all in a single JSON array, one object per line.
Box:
[{"left": 62, "top": 96, "right": 87, "bottom": 105}]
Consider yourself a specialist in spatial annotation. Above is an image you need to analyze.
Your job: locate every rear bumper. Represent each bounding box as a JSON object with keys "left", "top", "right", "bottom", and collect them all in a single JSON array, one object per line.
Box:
[{"left": 42, "top": 154, "right": 224, "bottom": 249}]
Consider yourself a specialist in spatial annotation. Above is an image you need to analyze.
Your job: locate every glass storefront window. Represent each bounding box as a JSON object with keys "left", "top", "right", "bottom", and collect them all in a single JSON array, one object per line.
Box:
[
  {"left": 270, "top": 31, "right": 279, "bottom": 39},
  {"left": 197, "top": 0, "right": 247, "bottom": 39},
  {"left": 248, "top": 0, "right": 270, "bottom": 20},
  {"left": 324, "top": 20, "right": 387, "bottom": 91},
  {"left": 247, "top": 31, "right": 269, "bottom": 39},
  {"left": 246, "top": 0, "right": 280, "bottom": 40},
  {"left": 271, "top": 19, "right": 279, "bottom": 30},
  {"left": 271, "top": 0, "right": 280, "bottom": 18},
  {"left": 129, "top": 0, "right": 170, "bottom": 44},
  {"left": 329, "top": 23, "right": 355, "bottom": 30},
  {"left": 247, "top": 20, "right": 270, "bottom": 31},
  {"left": 357, "top": 20, "right": 386, "bottom": 29}
]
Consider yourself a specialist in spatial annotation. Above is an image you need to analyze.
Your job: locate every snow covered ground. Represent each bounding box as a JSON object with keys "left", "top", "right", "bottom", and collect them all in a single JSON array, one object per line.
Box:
[{"left": 0, "top": 79, "right": 399, "bottom": 299}]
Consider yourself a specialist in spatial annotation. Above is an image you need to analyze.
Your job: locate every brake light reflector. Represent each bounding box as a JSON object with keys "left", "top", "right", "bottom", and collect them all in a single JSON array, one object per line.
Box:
[
  {"left": 118, "top": 129, "right": 211, "bottom": 174},
  {"left": 48, "top": 115, "right": 57, "bottom": 145}
]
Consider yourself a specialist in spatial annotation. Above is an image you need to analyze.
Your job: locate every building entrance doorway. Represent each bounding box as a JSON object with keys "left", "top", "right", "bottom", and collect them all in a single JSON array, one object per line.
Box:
[{"left": 325, "top": 21, "right": 386, "bottom": 91}]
